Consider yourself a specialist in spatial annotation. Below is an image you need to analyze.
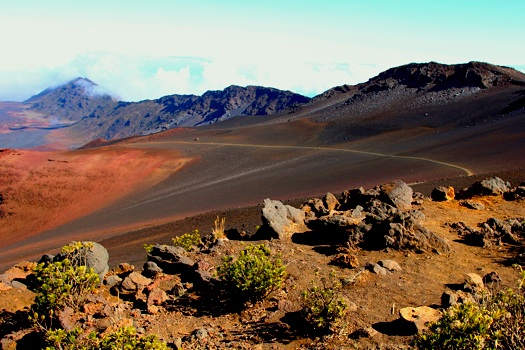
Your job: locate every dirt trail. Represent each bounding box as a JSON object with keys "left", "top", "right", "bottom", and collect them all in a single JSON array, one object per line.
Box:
[{"left": 135, "top": 140, "right": 474, "bottom": 176}]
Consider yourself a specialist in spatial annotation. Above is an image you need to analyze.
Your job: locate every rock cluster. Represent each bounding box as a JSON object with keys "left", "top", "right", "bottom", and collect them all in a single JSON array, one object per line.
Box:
[
  {"left": 452, "top": 217, "right": 525, "bottom": 247},
  {"left": 297, "top": 181, "right": 451, "bottom": 254}
]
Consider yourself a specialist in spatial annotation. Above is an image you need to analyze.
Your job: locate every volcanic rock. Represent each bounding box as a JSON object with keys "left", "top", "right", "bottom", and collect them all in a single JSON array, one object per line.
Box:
[
  {"left": 463, "top": 177, "right": 511, "bottom": 197},
  {"left": 431, "top": 186, "right": 455, "bottom": 201},
  {"left": 261, "top": 199, "right": 307, "bottom": 240},
  {"left": 399, "top": 306, "right": 441, "bottom": 333},
  {"left": 379, "top": 180, "right": 414, "bottom": 210},
  {"left": 147, "top": 244, "right": 195, "bottom": 275}
]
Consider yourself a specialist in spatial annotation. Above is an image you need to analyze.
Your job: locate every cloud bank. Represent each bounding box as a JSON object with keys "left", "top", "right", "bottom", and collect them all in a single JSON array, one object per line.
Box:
[{"left": 0, "top": 52, "right": 387, "bottom": 102}]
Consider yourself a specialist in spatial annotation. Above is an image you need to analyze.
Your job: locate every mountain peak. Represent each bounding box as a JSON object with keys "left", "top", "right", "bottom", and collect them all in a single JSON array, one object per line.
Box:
[{"left": 360, "top": 61, "right": 525, "bottom": 93}]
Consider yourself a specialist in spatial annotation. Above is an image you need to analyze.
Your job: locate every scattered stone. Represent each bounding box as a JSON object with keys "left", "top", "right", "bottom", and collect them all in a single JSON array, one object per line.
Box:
[
  {"left": 378, "top": 260, "right": 402, "bottom": 272},
  {"left": 147, "top": 288, "right": 168, "bottom": 307},
  {"left": 10, "top": 281, "right": 27, "bottom": 290},
  {"left": 365, "top": 262, "right": 388, "bottom": 275},
  {"left": 114, "top": 263, "right": 135, "bottom": 276},
  {"left": 504, "top": 185, "right": 525, "bottom": 201},
  {"left": 454, "top": 217, "right": 525, "bottom": 247},
  {"left": 147, "top": 305, "right": 159, "bottom": 315},
  {"left": 351, "top": 326, "right": 378, "bottom": 338},
  {"left": 261, "top": 198, "right": 307, "bottom": 239},
  {"left": 441, "top": 290, "right": 475, "bottom": 308},
  {"left": 464, "top": 273, "right": 484, "bottom": 293},
  {"left": 431, "top": 186, "right": 455, "bottom": 201},
  {"left": 0, "top": 282, "right": 12, "bottom": 291},
  {"left": 142, "top": 261, "right": 163, "bottom": 278},
  {"left": 58, "top": 306, "right": 78, "bottom": 331},
  {"left": 330, "top": 253, "right": 359, "bottom": 268},
  {"left": 412, "top": 192, "right": 425, "bottom": 205},
  {"left": 483, "top": 271, "right": 502, "bottom": 285},
  {"left": 120, "top": 272, "right": 153, "bottom": 294},
  {"left": 399, "top": 306, "right": 442, "bottom": 333},
  {"left": 460, "top": 200, "right": 485, "bottom": 210},
  {"left": 2, "top": 262, "right": 37, "bottom": 283},
  {"left": 323, "top": 192, "right": 340, "bottom": 212},
  {"left": 147, "top": 245, "right": 195, "bottom": 275},
  {"left": 104, "top": 275, "right": 122, "bottom": 289},
  {"left": 191, "top": 327, "right": 209, "bottom": 340}
]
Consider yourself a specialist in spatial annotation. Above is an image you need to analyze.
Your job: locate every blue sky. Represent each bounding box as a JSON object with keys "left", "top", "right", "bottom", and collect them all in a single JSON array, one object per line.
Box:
[{"left": 1, "top": 0, "right": 524, "bottom": 101}]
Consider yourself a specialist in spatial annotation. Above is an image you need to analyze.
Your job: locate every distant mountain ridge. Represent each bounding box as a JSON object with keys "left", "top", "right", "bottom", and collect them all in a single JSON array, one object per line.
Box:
[
  {"left": 8, "top": 61, "right": 525, "bottom": 145},
  {"left": 24, "top": 80, "right": 310, "bottom": 140}
]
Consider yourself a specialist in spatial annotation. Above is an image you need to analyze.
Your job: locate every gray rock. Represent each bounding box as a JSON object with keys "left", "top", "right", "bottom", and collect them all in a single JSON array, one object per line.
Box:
[
  {"left": 143, "top": 261, "right": 163, "bottom": 278},
  {"left": 378, "top": 259, "right": 402, "bottom": 272},
  {"left": 192, "top": 327, "right": 208, "bottom": 340},
  {"left": 366, "top": 262, "right": 388, "bottom": 275},
  {"left": 10, "top": 281, "right": 28, "bottom": 290},
  {"left": 379, "top": 180, "right": 413, "bottom": 210},
  {"left": 55, "top": 241, "right": 109, "bottom": 280},
  {"left": 105, "top": 275, "right": 122, "bottom": 289},
  {"left": 465, "top": 177, "right": 511, "bottom": 197},
  {"left": 148, "top": 244, "right": 195, "bottom": 275},
  {"left": 460, "top": 200, "right": 485, "bottom": 210},
  {"left": 441, "top": 290, "right": 475, "bottom": 308},
  {"left": 261, "top": 198, "right": 307, "bottom": 239}
]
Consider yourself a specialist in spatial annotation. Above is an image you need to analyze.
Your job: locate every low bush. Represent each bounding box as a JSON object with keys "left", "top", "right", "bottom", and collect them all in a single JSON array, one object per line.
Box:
[
  {"left": 172, "top": 230, "right": 201, "bottom": 251},
  {"left": 216, "top": 244, "right": 286, "bottom": 303},
  {"left": 45, "top": 326, "right": 168, "bottom": 350},
  {"left": 301, "top": 272, "right": 348, "bottom": 331},
  {"left": 31, "top": 242, "right": 100, "bottom": 330},
  {"left": 414, "top": 265, "right": 525, "bottom": 349}
]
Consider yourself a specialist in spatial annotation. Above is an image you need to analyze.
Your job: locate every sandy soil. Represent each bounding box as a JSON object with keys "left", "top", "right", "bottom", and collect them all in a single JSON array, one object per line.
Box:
[{"left": 0, "top": 147, "right": 190, "bottom": 264}]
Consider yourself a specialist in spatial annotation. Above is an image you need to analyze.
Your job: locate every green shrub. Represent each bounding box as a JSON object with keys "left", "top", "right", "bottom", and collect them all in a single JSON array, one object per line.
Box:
[
  {"left": 45, "top": 326, "right": 168, "bottom": 350},
  {"left": 414, "top": 265, "right": 525, "bottom": 349},
  {"left": 301, "top": 272, "right": 348, "bottom": 331},
  {"left": 172, "top": 230, "right": 201, "bottom": 251},
  {"left": 31, "top": 243, "right": 100, "bottom": 330},
  {"left": 216, "top": 244, "right": 286, "bottom": 303},
  {"left": 98, "top": 326, "right": 168, "bottom": 350}
]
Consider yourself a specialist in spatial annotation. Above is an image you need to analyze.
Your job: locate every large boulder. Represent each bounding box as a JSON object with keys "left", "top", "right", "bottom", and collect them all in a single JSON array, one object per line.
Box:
[
  {"left": 464, "top": 177, "right": 511, "bottom": 197},
  {"left": 261, "top": 199, "right": 307, "bottom": 239},
  {"left": 55, "top": 242, "right": 109, "bottom": 280},
  {"left": 379, "top": 180, "right": 413, "bottom": 210}
]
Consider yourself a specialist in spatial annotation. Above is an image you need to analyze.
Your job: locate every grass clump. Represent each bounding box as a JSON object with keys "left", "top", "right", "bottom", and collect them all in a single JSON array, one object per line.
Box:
[
  {"left": 301, "top": 272, "right": 348, "bottom": 331},
  {"left": 216, "top": 244, "right": 286, "bottom": 303},
  {"left": 414, "top": 265, "right": 525, "bottom": 349},
  {"left": 30, "top": 242, "right": 100, "bottom": 330},
  {"left": 172, "top": 229, "right": 201, "bottom": 251},
  {"left": 212, "top": 215, "right": 226, "bottom": 239},
  {"left": 45, "top": 326, "right": 168, "bottom": 350}
]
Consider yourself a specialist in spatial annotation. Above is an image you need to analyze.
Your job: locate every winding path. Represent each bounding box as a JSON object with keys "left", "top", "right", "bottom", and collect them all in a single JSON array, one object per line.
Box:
[{"left": 136, "top": 140, "right": 474, "bottom": 176}]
